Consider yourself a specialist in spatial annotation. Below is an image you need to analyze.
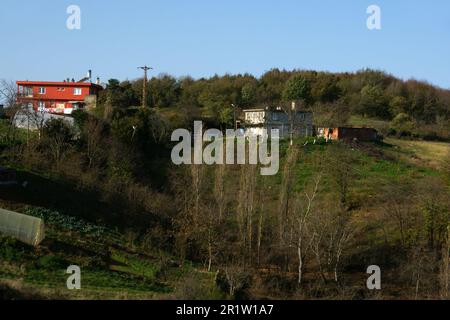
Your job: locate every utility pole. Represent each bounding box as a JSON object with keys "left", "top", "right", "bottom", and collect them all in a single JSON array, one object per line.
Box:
[
  {"left": 231, "top": 104, "right": 237, "bottom": 130},
  {"left": 138, "top": 65, "right": 153, "bottom": 109},
  {"left": 290, "top": 101, "right": 296, "bottom": 146}
]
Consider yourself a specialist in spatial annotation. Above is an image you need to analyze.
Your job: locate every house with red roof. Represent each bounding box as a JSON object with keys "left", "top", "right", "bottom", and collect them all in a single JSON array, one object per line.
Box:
[{"left": 16, "top": 71, "right": 103, "bottom": 115}]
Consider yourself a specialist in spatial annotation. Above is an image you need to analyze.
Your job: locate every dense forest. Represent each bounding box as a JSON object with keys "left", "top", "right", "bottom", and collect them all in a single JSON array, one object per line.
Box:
[{"left": 1, "top": 69, "right": 450, "bottom": 299}]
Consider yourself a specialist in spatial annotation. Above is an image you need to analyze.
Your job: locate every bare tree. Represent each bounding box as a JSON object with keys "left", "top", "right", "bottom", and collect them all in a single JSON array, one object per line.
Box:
[
  {"left": 223, "top": 264, "right": 249, "bottom": 298},
  {"left": 405, "top": 245, "right": 435, "bottom": 299},
  {"left": 0, "top": 80, "right": 21, "bottom": 144},
  {"left": 42, "top": 119, "right": 74, "bottom": 170},
  {"left": 214, "top": 164, "right": 227, "bottom": 221},
  {"left": 444, "top": 149, "right": 450, "bottom": 186},
  {"left": 293, "top": 174, "right": 321, "bottom": 284},
  {"left": 236, "top": 164, "right": 257, "bottom": 265},
  {"left": 23, "top": 105, "right": 47, "bottom": 140},
  {"left": 173, "top": 164, "right": 206, "bottom": 265},
  {"left": 381, "top": 179, "right": 416, "bottom": 247},
  {"left": 278, "top": 146, "right": 298, "bottom": 249},
  {"left": 417, "top": 177, "right": 450, "bottom": 250},
  {"left": 202, "top": 164, "right": 229, "bottom": 272},
  {"left": 440, "top": 226, "right": 450, "bottom": 299},
  {"left": 1, "top": 80, "right": 46, "bottom": 139},
  {"left": 256, "top": 188, "right": 266, "bottom": 267},
  {"left": 85, "top": 118, "right": 106, "bottom": 168},
  {"left": 148, "top": 113, "right": 170, "bottom": 144},
  {"left": 174, "top": 163, "right": 224, "bottom": 272},
  {"left": 0, "top": 79, "right": 18, "bottom": 109},
  {"left": 325, "top": 144, "right": 356, "bottom": 209},
  {"left": 309, "top": 201, "right": 353, "bottom": 284}
]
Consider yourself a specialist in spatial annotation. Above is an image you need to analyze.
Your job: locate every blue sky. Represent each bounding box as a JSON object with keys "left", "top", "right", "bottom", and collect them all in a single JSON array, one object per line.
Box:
[{"left": 1, "top": 0, "right": 449, "bottom": 88}]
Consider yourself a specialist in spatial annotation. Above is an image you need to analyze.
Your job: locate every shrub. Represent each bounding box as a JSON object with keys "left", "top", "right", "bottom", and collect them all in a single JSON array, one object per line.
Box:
[
  {"left": 390, "top": 113, "right": 416, "bottom": 137},
  {"left": 37, "top": 255, "right": 68, "bottom": 270},
  {"left": 0, "top": 236, "right": 31, "bottom": 261}
]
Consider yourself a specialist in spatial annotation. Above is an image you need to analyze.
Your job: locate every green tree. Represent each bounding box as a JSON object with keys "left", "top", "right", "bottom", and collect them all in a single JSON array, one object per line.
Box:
[
  {"left": 358, "top": 85, "right": 390, "bottom": 119},
  {"left": 241, "top": 83, "right": 257, "bottom": 107},
  {"left": 149, "top": 74, "right": 181, "bottom": 108},
  {"left": 311, "top": 74, "right": 341, "bottom": 103},
  {"left": 258, "top": 69, "right": 291, "bottom": 105},
  {"left": 390, "top": 113, "right": 416, "bottom": 137},
  {"left": 389, "top": 96, "right": 410, "bottom": 115},
  {"left": 99, "top": 79, "right": 140, "bottom": 110},
  {"left": 282, "top": 75, "right": 311, "bottom": 104}
]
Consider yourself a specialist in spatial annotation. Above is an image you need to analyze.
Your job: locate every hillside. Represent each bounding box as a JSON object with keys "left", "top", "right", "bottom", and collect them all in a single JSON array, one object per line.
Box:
[
  {"left": 1, "top": 133, "right": 449, "bottom": 299},
  {"left": 1, "top": 67, "right": 450, "bottom": 300}
]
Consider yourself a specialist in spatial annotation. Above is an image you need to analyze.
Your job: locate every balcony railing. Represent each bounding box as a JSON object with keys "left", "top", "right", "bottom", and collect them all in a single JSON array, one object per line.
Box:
[{"left": 17, "top": 93, "right": 34, "bottom": 98}]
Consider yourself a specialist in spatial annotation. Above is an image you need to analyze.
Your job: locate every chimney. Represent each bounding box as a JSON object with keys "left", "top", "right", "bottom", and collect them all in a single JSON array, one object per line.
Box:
[
  {"left": 87, "top": 70, "right": 92, "bottom": 82},
  {"left": 96, "top": 77, "right": 100, "bottom": 85}
]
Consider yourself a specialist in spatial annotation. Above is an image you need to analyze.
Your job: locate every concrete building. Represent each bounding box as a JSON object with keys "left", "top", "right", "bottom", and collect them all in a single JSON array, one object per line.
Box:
[
  {"left": 242, "top": 108, "right": 313, "bottom": 138},
  {"left": 13, "top": 105, "right": 75, "bottom": 130}
]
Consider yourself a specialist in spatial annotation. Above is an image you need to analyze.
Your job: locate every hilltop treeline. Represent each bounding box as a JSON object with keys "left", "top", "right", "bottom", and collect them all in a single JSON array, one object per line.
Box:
[{"left": 98, "top": 68, "right": 450, "bottom": 139}]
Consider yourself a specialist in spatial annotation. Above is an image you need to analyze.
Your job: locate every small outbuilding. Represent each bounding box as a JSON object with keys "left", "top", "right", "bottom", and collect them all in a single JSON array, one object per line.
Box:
[{"left": 317, "top": 127, "right": 379, "bottom": 142}]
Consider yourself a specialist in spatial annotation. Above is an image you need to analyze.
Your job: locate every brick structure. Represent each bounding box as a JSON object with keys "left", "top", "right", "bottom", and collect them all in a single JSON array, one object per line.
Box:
[{"left": 317, "top": 127, "right": 379, "bottom": 142}]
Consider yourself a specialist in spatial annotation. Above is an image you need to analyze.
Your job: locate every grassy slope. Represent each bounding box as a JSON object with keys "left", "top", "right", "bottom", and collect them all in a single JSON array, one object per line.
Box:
[
  {"left": 1, "top": 120, "right": 448, "bottom": 299},
  {"left": 348, "top": 115, "right": 390, "bottom": 131},
  {"left": 349, "top": 115, "right": 450, "bottom": 169},
  {"left": 384, "top": 137, "right": 450, "bottom": 170}
]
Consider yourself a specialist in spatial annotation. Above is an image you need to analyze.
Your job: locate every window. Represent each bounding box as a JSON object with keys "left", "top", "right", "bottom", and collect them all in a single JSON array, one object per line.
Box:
[
  {"left": 74, "top": 88, "right": 82, "bottom": 95},
  {"left": 38, "top": 101, "right": 46, "bottom": 111},
  {"left": 24, "top": 87, "right": 33, "bottom": 97},
  {"left": 39, "top": 87, "right": 46, "bottom": 94},
  {"left": 272, "top": 112, "right": 281, "bottom": 121}
]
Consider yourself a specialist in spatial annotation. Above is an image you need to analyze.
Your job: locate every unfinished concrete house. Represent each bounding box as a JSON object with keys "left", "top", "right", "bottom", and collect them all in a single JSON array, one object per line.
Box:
[{"left": 242, "top": 107, "right": 313, "bottom": 138}]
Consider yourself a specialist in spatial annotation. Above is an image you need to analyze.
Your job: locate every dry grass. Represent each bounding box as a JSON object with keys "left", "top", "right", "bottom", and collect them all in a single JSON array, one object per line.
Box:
[
  {"left": 385, "top": 137, "right": 450, "bottom": 170},
  {"left": 0, "top": 278, "right": 170, "bottom": 300},
  {"left": 348, "top": 116, "right": 390, "bottom": 131}
]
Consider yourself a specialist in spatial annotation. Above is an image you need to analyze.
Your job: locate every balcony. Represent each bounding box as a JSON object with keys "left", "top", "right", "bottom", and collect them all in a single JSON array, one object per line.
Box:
[{"left": 17, "top": 93, "right": 34, "bottom": 98}]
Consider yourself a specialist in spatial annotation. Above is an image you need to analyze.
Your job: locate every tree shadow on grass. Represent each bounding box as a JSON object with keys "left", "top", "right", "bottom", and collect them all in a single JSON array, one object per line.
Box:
[{"left": 0, "top": 170, "right": 159, "bottom": 233}]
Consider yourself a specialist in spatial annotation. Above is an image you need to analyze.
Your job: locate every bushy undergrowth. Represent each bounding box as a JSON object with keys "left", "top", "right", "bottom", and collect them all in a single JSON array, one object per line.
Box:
[{"left": 0, "top": 236, "right": 32, "bottom": 261}]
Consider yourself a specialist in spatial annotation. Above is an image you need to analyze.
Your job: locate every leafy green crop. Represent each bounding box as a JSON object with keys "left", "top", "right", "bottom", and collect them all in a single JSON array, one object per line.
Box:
[{"left": 25, "top": 207, "right": 121, "bottom": 241}]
